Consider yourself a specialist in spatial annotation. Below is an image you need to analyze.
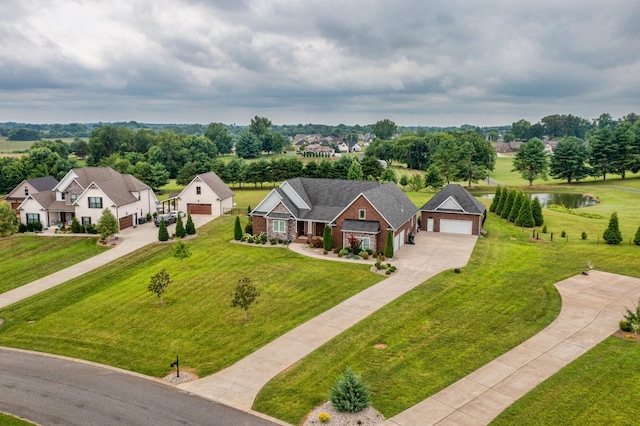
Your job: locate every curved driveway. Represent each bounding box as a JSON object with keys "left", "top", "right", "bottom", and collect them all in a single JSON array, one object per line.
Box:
[{"left": 0, "top": 347, "right": 277, "bottom": 426}]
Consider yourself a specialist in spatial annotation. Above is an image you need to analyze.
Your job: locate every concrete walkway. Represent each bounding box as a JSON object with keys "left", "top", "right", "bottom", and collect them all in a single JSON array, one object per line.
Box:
[
  {"left": 384, "top": 270, "right": 640, "bottom": 426},
  {"left": 179, "top": 232, "right": 479, "bottom": 411},
  {"left": 0, "top": 215, "right": 215, "bottom": 309}
]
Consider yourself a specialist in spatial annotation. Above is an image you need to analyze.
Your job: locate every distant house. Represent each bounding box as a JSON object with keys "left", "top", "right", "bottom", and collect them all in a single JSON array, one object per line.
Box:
[
  {"left": 4, "top": 176, "right": 59, "bottom": 211},
  {"left": 175, "top": 172, "right": 234, "bottom": 216},
  {"left": 419, "top": 184, "right": 485, "bottom": 235},
  {"left": 251, "top": 178, "right": 418, "bottom": 253},
  {"left": 304, "top": 144, "right": 335, "bottom": 155},
  {"left": 16, "top": 167, "right": 157, "bottom": 229}
]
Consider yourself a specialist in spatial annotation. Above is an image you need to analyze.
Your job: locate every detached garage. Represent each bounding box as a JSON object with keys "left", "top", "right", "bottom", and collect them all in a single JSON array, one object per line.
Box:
[
  {"left": 177, "top": 172, "right": 234, "bottom": 218},
  {"left": 187, "top": 203, "right": 212, "bottom": 215},
  {"left": 420, "top": 184, "right": 485, "bottom": 235}
]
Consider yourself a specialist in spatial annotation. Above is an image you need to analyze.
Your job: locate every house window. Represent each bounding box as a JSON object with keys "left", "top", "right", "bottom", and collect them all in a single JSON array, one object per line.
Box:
[
  {"left": 26, "top": 213, "right": 40, "bottom": 224},
  {"left": 196, "top": 186, "right": 201, "bottom": 195},
  {"left": 359, "top": 237, "right": 370, "bottom": 250},
  {"left": 70, "top": 194, "right": 79, "bottom": 203},
  {"left": 88, "top": 197, "right": 103, "bottom": 209},
  {"left": 24, "top": 186, "right": 29, "bottom": 196},
  {"left": 273, "top": 220, "right": 285, "bottom": 233},
  {"left": 358, "top": 209, "right": 366, "bottom": 219},
  {"left": 81, "top": 217, "right": 91, "bottom": 225}
]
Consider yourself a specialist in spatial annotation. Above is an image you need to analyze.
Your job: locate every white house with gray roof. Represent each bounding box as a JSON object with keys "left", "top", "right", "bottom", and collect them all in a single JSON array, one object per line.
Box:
[
  {"left": 17, "top": 167, "right": 157, "bottom": 229},
  {"left": 251, "top": 178, "right": 418, "bottom": 253},
  {"left": 175, "top": 171, "right": 234, "bottom": 216}
]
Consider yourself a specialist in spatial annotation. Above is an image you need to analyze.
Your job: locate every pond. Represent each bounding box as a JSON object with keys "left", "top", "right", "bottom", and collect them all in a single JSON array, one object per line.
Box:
[{"left": 481, "top": 192, "right": 597, "bottom": 208}]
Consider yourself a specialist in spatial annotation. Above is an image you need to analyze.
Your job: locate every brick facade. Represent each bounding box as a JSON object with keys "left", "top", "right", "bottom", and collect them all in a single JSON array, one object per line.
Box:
[{"left": 421, "top": 211, "right": 482, "bottom": 235}]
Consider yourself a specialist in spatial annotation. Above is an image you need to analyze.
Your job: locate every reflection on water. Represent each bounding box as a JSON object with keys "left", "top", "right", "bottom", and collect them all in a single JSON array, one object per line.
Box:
[{"left": 481, "top": 192, "right": 597, "bottom": 208}]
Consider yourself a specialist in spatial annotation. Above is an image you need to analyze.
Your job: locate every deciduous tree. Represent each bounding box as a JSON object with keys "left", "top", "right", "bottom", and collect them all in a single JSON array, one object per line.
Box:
[
  {"left": 347, "top": 159, "right": 364, "bottom": 180},
  {"left": 148, "top": 269, "right": 172, "bottom": 305},
  {"left": 96, "top": 208, "right": 119, "bottom": 240},
  {"left": 0, "top": 200, "right": 18, "bottom": 237},
  {"left": 231, "top": 277, "right": 260, "bottom": 321},
  {"left": 371, "top": 119, "right": 397, "bottom": 140},
  {"left": 172, "top": 238, "right": 191, "bottom": 265}
]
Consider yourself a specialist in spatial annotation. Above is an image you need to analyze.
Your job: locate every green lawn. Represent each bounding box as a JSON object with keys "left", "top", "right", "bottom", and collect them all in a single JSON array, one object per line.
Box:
[
  {"left": 0, "top": 215, "right": 383, "bottom": 378},
  {"left": 0, "top": 236, "right": 108, "bottom": 294},
  {"left": 0, "top": 413, "right": 35, "bottom": 426},
  {"left": 254, "top": 181, "right": 640, "bottom": 424},
  {"left": 492, "top": 337, "right": 640, "bottom": 426}
]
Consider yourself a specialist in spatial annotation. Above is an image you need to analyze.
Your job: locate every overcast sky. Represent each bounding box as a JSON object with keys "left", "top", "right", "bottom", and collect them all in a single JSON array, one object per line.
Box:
[{"left": 1, "top": 0, "right": 638, "bottom": 127}]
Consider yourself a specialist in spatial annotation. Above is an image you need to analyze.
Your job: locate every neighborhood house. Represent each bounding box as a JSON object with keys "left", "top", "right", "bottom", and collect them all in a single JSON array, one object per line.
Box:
[
  {"left": 420, "top": 184, "right": 486, "bottom": 235},
  {"left": 15, "top": 167, "right": 158, "bottom": 229},
  {"left": 174, "top": 172, "right": 234, "bottom": 216},
  {"left": 251, "top": 178, "right": 418, "bottom": 253}
]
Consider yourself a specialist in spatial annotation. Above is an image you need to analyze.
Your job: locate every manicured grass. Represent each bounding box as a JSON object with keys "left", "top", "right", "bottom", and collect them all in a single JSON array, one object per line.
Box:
[
  {"left": 0, "top": 215, "right": 383, "bottom": 378},
  {"left": 254, "top": 183, "right": 640, "bottom": 424},
  {"left": 0, "top": 413, "right": 35, "bottom": 426},
  {"left": 491, "top": 337, "right": 640, "bottom": 426},
  {"left": 0, "top": 236, "right": 107, "bottom": 294}
]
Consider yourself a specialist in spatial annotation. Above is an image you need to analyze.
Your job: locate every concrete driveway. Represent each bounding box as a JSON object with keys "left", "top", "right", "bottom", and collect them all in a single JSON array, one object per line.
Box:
[{"left": 179, "top": 231, "right": 479, "bottom": 411}]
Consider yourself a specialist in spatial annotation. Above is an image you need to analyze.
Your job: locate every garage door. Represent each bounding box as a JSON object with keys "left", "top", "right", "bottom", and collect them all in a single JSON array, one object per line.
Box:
[
  {"left": 119, "top": 214, "right": 133, "bottom": 229},
  {"left": 440, "top": 219, "right": 473, "bottom": 235},
  {"left": 187, "top": 203, "right": 212, "bottom": 215}
]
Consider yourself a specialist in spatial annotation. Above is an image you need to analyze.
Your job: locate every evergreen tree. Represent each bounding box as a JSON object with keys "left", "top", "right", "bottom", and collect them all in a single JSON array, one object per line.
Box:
[
  {"left": 516, "top": 196, "right": 535, "bottom": 227},
  {"left": 399, "top": 174, "right": 408, "bottom": 187},
  {"left": 323, "top": 224, "right": 333, "bottom": 251},
  {"left": 158, "top": 217, "right": 169, "bottom": 241},
  {"left": 379, "top": 167, "right": 396, "bottom": 183},
  {"left": 96, "top": 208, "right": 119, "bottom": 240},
  {"left": 185, "top": 213, "right": 196, "bottom": 235},
  {"left": 509, "top": 191, "right": 524, "bottom": 223},
  {"left": 512, "top": 137, "right": 548, "bottom": 185},
  {"left": 70, "top": 216, "right": 83, "bottom": 233},
  {"left": 634, "top": 225, "right": 640, "bottom": 246},
  {"left": 329, "top": 367, "right": 372, "bottom": 413},
  {"left": 532, "top": 196, "right": 544, "bottom": 226},
  {"left": 489, "top": 185, "right": 501, "bottom": 213},
  {"left": 234, "top": 216, "right": 243, "bottom": 240},
  {"left": 0, "top": 200, "right": 18, "bottom": 237},
  {"left": 603, "top": 212, "right": 623, "bottom": 244},
  {"left": 175, "top": 214, "right": 186, "bottom": 238},
  {"left": 172, "top": 238, "right": 192, "bottom": 265},
  {"left": 424, "top": 165, "right": 445, "bottom": 189},
  {"left": 501, "top": 190, "right": 516, "bottom": 219},
  {"left": 495, "top": 186, "right": 508, "bottom": 216},
  {"left": 384, "top": 229, "right": 394, "bottom": 258},
  {"left": 347, "top": 159, "right": 364, "bottom": 180}
]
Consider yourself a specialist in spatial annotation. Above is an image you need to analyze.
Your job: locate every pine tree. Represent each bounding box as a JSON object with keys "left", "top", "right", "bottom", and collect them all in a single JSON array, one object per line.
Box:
[
  {"left": 489, "top": 185, "right": 501, "bottom": 213},
  {"left": 158, "top": 218, "right": 169, "bottom": 241},
  {"left": 509, "top": 191, "right": 524, "bottom": 223},
  {"left": 175, "top": 214, "right": 186, "bottom": 238},
  {"left": 634, "top": 225, "right": 640, "bottom": 246},
  {"left": 384, "top": 229, "right": 394, "bottom": 258},
  {"left": 516, "top": 196, "right": 535, "bottom": 227},
  {"left": 603, "top": 212, "right": 623, "bottom": 244},
  {"left": 185, "top": 213, "right": 196, "bottom": 235},
  {"left": 323, "top": 224, "right": 333, "bottom": 251},
  {"left": 329, "top": 367, "right": 372, "bottom": 413},
  {"left": 531, "top": 196, "right": 544, "bottom": 226},
  {"left": 495, "top": 186, "right": 508, "bottom": 216},
  {"left": 501, "top": 190, "right": 516, "bottom": 219},
  {"left": 234, "top": 216, "right": 243, "bottom": 240}
]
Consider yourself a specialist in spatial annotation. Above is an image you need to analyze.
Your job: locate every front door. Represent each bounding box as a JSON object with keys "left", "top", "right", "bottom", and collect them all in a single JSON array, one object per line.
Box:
[{"left": 427, "top": 218, "right": 434, "bottom": 232}]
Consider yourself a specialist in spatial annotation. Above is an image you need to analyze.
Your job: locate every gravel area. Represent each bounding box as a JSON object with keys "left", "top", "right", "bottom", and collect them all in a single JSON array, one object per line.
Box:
[
  {"left": 163, "top": 371, "right": 197, "bottom": 385},
  {"left": 303, "top": 402, "right": 385, "bottom": 426}
]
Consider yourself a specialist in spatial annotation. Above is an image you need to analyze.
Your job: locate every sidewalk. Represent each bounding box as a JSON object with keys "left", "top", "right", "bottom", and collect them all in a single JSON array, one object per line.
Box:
[
  {"left": 383, "top": 270, "right": 640, "bottom": 426},
  {"left": 0, "top": 215, "right": 215, "bottom": 309},
  {"left": 178, "top": 232, "right": 479, "bottom": 411}
]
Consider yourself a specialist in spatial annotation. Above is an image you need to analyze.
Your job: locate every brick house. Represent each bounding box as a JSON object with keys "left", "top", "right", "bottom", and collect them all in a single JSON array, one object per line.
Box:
[
  {"left": 419, "top": 184, "right": 485, "bottom": 235},
  {"left": 251, "top": 178, "right": 418, "bottom": 253}
]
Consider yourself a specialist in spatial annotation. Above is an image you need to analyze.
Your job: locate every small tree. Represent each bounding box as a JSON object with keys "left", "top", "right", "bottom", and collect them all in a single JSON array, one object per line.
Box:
[
  {"left": 603, "top": 212, "right": 623, "bottom": 244},
  {"left": 347, "top": 159, "right": 364, "bottom": 180},
  {"left": 0, "top": 200, "right": 18, "bottom": 237},
  {"left": 634, "top": 225, "right": 640, "bottom": 246},
  {"left": 231, "top": 277, "right": 260, "bottom": 321},
  {"left": 384, "top": 229, "right": 394, "bottom": 258},
  {"left": 423, "top": 165, "right": 444, "bottom": 190},
  {"left": 407, "top": 174, "right": 425, "bottom": 192},
  {"left": 234, "top": 216, "right": 243, "bottom": 240},
  {"left": 172, "top": 238, "right": 192, "bottom": 265},
  {"left": 148, "top": 268, "right": 172, "bottom": 305},
  {"left": 185, "top": 213, "right": 196, "bottom": 235},
  {"left": 399, "top": 174, "right": 408, "bottom": 187},
  {"left": 516, "top": 196, "right": 535, "bottom": 227},
  {"left": 489, "top": 186, "right": 501, "bottom": 213},
  {"left": 329, "top": 367, "right": 372, "bottom": 413},
  {"left": 175, "top": 214, "right": 186, "bottom": 238},
  {"left": 70, "top": 217, "right": 83, "bottom": 233},
  {"left": 323, "top": 224, "right": 333, "bottom": 251},
  {"left": 531, "top": 196, "right": 544, "bottom": 226},
  {"left": 158, "top": 218, "right": 169, "bottom": 241},
  {"left": 494, "top": 186, "right": 508, "bottom": 216},
  {"left": 501, "top": 190, "right": 516, "bottom": 219},
  {"left": 96, "top": 208, "right": 119, "bottom": 240}
]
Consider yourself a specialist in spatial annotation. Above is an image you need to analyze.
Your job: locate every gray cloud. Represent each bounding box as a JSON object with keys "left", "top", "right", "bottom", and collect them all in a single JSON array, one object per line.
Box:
[{"left": 0, "top": 0, "right": 638, "bottom": 126}]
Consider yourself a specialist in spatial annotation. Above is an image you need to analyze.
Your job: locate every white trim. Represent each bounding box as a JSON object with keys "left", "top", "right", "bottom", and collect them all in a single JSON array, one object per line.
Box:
[
  {"left": 280, "top": 181, "right": 310, "bottom": 210},
  {"left": 435, "top": 196, "right": 465, "bottom": 212}
]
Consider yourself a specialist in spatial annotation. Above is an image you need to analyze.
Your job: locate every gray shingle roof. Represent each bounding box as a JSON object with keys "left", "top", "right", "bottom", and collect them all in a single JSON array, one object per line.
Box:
[
  {"left": 420, "top": 184, "right": 485, "bottom": 215},
  {"left": 342, "top": 220, "right": 380, "bottom": 233},
  {"left": 197, "top": 172, "right": 234, "bottom": 200},
  {"left": 362, "top": 182, "right": 419, "bottom": 229},
  {"left": 71, "top": 167, "right": 152, "bottom": 207},
  {"left": 27, "top": 176, "right": 59, "bottom": 192}
]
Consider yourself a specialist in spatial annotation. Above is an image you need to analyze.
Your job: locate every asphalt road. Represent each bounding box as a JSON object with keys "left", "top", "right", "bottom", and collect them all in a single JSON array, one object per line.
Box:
[{"left": 0, "top": 348, "right": 278, "bottom": 426}]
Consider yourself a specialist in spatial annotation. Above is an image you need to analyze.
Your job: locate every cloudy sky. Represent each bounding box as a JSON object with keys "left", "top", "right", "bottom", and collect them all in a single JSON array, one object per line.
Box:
[{"left": 1, "top": 0, "right": 639, "bottom": 127}]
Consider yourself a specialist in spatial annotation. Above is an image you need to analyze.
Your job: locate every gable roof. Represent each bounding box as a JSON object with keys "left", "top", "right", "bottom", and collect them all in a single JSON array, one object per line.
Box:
[
  {"left": 192, "top": 172, "right": 234, "bottom": 200},
  {"left": 68, "top": 167, "right": 151, "bottom": 207},
  {"left": 254, "top": 178, "right": 418, "bottom": 229},
  {"left": 420, "top": 184, "right": 485, "bottom": 215},
  {"left": 28, "top": 176, "right": 59, "bottom": 192}
]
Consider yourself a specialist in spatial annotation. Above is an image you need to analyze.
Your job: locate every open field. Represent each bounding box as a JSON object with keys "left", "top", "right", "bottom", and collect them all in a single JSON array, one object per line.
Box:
[
  {"left": 0, "top": 214, "right": 383, "bottom": 378},
  {"left": 254, "top": 181, "right": 640, "bottom": 424},
  {"left": 0, "top": 236, "right": 107, "bottom": 294}
]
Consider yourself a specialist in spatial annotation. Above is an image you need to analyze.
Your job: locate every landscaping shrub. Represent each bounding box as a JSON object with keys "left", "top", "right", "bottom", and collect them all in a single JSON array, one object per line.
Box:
[
  {"left": 339, "top": 248, "right": 349, "bottom": 256},
  {"left": 258, "top": 232, "right": 267, "bottom": 244},
  {"left": 323, "top": 225, "right": 332, "bottom": 251},
  {"left": 329, "top": 367, "right": 372, "bottom": 413},
  {"left": 532, "top": 196, "right": 544, "bottom": 226},
  {"left": 621, "top": 298, "right": 640, "bottom": 333},
  {"left": 18, "top": 223, "right": 27, "bottom": 233},
  {"left": 333, "top": 247, "right": 341, "bottom": 254},
  {"left": 310, "top": 236, "right": 324, "bottom": 248},
  {"left": 234, "top": 216, "right": 243, "bottom": 240},
  {"left": 70, "top": 217, "right": 83, "bottom": 233},
  {"left": 158, "top": 218, "right": 169, "bottom": 241},
  {"left": 561, "top": 230, "right": 566, "bottom": 238},
  {"left": 619, "top": 320, "right": 633, "bottom": 332},
  {"left": 581, "top": 231, "right": 587, "bottom": 240},
  {"left": 185, "top": 213, "right": 196, "bottom": 235},
  {"left": 384, "top": 230, "right": 394, "bottom": 259},
  {"left": 603, "top": 212, "right": 623, "bottom": 245},
  {"left": 634, "top": 225, "right": 640, "bottom": 246},
  {"left": 358, "top": 250, "right": 369, "bottom": 259},
  {"left": 175, "top": 214, "right": 187, "bottom": 238},
  {"left": 318, "top": 412, "right": 330, "bottom": 423},
  {"left": 347, "top": 234, "right": 361, "bottom": 253},
  {"left": 270, "top": 238, "right": 278, "bottom": 245},
  {"left": 542, "top": 225, "right": 548, "bottom": 234},
  {"left": 85, "top": 223, "right": 97, "bottom": 234},
  {"left": 244, "top": 222, "right": 253, "bottom": 235}
]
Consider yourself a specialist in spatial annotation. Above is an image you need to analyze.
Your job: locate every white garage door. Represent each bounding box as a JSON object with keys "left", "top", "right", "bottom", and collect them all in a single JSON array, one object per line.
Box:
[{"left": 440, "top": 219, "right": 473, "bottom": 235}]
